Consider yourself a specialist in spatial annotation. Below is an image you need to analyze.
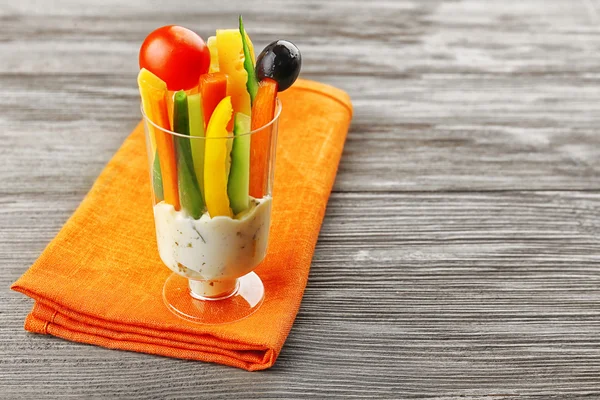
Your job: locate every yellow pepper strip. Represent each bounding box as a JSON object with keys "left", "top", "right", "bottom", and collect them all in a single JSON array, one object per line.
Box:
[
  {"left": 204, "top": 96, "right": 233, "bottom": 218},
  {"left": 207, "top": 36, "right": 220, "bottom": 73},
  {"left": 138, "top": 71, "right": 163, "bottom": 153},
  {"left": 216, "top": 29, "right": 255, "bottom": 116}
]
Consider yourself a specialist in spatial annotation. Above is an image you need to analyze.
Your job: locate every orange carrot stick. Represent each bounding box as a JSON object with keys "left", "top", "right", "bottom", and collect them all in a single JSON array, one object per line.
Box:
[
  {"left": 138, "top": 69, "right": 180, "bottom": 210},
  {"left": 199, "top": 72, "right": 228, "bottom": 129},
  {"left": 249, "top": 78, "right": 277, "bottom": 198},
  {"left": 166, "top": 90, "right": 174, "bottom": 129},
  {"left": 154, "top": 100, "right": 180, "bottom": 210}
]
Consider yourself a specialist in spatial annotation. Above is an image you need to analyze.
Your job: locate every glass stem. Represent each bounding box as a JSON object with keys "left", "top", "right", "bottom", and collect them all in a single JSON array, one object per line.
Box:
[{"left": 188, "top": 278, "right": 239, "bottom": 300}]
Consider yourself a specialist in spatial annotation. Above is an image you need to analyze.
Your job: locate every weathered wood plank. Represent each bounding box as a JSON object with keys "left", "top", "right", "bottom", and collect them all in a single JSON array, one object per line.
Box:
[
  {"left": 2, "top": 192, "right": 599, "bottom": 398},
  {"left": 2, "top": 71, "right": 599, "bottom": 193},
  {"left": 2, "top": 0, "right": 599, "bottom": 191}
]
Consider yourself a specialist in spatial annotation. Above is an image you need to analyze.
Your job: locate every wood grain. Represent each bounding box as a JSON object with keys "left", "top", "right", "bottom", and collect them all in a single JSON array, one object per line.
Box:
[{"left": 1, "top": 0, "right": 599, "bottom": 398}]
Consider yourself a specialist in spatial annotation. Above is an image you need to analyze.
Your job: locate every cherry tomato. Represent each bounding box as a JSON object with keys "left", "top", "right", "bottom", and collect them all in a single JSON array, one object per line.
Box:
[{"left": 139, "top": 25, "right": 210, "bottom": 91}]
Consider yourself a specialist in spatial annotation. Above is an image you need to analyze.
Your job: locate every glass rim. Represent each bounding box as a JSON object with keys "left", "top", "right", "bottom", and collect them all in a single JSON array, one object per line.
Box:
[{"left": 141, "top": 98, "right": 282, "bottom": 139}]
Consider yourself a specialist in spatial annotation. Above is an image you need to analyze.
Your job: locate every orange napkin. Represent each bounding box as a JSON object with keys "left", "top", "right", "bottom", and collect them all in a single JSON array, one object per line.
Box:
[{"left": 11, "top": 79, "right": 352, "bottom": 371}]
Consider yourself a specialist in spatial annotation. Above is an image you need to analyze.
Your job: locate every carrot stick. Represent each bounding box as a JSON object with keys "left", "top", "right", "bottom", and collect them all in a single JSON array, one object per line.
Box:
[
  {"left": 199, "top": 72, "right": 228, "bottom": 129},
  {"left": 166, "top": 90, "right": 174, "bottom": 129},
  {"left": 249, "top": 78, "right": 277, "bottom": 198},
  {"left": 138, "top": 69, "right": 180, "bottom": 210}
]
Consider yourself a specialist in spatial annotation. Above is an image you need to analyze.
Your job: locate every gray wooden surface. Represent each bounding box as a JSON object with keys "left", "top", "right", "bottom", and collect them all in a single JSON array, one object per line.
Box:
[{"left": 2, "top": 0, "right": 600, "bottom": 398}]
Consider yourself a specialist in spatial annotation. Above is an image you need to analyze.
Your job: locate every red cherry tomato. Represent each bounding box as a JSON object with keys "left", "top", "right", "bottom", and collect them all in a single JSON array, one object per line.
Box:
[{"left": 139, "top": 25, "right": 210, "bottom": 91}]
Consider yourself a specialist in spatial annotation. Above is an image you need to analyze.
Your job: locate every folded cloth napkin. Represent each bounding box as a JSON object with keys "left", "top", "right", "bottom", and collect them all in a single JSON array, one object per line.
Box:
[{"left": 11, "top": 79, "right": 352, "bottom": 371}]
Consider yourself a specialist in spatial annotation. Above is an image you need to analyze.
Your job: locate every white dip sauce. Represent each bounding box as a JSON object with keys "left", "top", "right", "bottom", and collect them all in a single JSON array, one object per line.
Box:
[{"left": 153, "top": 196, "right": 272, "bottom": 282}]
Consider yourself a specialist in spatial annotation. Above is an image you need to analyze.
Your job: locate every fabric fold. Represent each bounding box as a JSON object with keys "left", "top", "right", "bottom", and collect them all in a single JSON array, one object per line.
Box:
[{"left": 11, "top": 79, "right": 352, "bottom": 371}]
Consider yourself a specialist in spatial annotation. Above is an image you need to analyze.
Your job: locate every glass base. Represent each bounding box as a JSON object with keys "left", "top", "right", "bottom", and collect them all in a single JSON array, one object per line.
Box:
[{"left": 162, "top": 272, "right": 264, "bottom": 324}]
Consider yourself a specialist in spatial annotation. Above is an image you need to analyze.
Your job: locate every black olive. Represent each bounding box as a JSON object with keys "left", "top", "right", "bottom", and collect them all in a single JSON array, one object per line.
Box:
[{"left": 255, "top": 40, "right": 301, "bottom": 92}]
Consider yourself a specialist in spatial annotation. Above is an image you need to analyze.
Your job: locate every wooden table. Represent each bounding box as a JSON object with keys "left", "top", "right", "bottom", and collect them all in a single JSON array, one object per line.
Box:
[{"left": 2, "top": 0, "right": 599, "bottom": 398}]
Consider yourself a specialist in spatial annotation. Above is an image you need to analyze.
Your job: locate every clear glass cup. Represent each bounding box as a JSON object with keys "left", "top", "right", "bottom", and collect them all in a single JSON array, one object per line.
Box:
[{"left": 142, "top": 100, "right": 280, "bottom": 324}]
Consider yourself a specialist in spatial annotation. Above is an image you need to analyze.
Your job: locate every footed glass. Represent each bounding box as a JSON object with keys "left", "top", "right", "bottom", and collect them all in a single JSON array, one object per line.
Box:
[{"left": 142, "top": 100, "right": 280, "bottom": 324}]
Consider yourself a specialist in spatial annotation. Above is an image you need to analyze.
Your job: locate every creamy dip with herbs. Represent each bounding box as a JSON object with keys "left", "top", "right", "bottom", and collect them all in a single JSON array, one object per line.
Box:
[{"left": 153, "top": 196, "right": 272, "bottom": 281}]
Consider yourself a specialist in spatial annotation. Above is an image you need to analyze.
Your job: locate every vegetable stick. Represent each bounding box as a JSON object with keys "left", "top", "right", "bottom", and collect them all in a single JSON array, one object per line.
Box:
[
  {"left": 137, "top": 68, "right": 180, "bottom": 209},
  {"left": 207, "top": 36, "right": 220, "bottom": 73},
  {"left": 173, "top": 91, "right": 204, "bottom": 219},
  {"left": 204, "top": 97, "right": 233, "bottom": 218},
  {"left": 166, "top": 90, "right": 175, "bottom": 129},
  {"left": 239, "top": 16, "right": 258, "bottom": 103},
  {"left": 167, "top": 88, "right": 197, "bottom": 129},
  {"left": 227, "top": 113, "right": 251, "bottom": 214},
  {"left": 152, "top": 151, "right": 164, "bottom": 202},
  {"left": 188, "top": 93, "right": 206, "bottom": 204},
  {"left": 249, "top": 78, "right": 277, "bottom": 198},
  {"left": 199, "top": 72, "right": 228, "bottom": 129},
  {"left": 216, "top": 29, "right": 254, "bottom": 117}
]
